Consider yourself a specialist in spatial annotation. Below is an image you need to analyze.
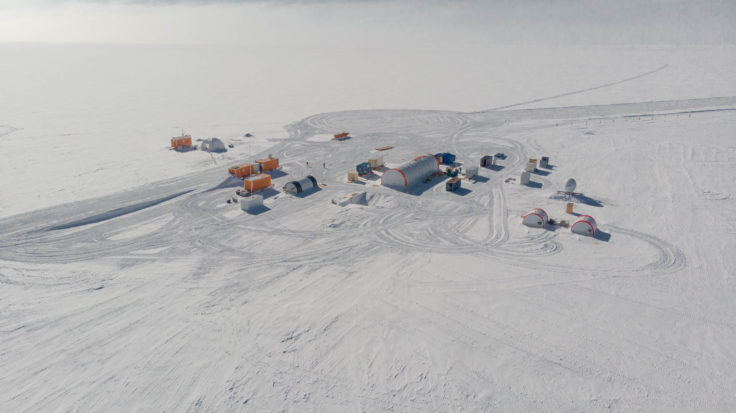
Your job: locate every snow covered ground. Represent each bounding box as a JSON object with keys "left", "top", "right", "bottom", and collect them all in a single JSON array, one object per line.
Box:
[
  {"left": 0, "top": 44, "right": 735, "bottom": 218},
  {"left": 2, "top": 79, "right": 736, "bottom": 411}
]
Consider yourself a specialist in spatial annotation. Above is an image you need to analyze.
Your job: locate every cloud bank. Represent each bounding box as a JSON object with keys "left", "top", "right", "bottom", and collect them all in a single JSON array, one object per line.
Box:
[{"left": 0, "top": 0, "right": 734, "bottom": 45}]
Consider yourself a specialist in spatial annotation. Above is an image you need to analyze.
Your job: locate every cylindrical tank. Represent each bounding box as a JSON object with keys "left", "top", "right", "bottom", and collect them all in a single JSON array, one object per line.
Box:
[{"left": 284, "top": 175, "right": 318, "bottom": 194}]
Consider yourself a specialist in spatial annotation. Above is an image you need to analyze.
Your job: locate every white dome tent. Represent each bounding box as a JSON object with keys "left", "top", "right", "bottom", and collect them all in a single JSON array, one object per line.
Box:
[
  {"left": 522, "top": 208, "right": 549, "bottom": 228},
  {"left": 208, "top": 137, "right": 227, "bottom": 152},
  {"left": 381, "top": 154, "right": 440, "bottom": 189},
  {"left": 571, "top": 215, "right": 597, "bottom": 236},
  {"left": 284, "top": 176, "right": 318, "bottom": 194}
]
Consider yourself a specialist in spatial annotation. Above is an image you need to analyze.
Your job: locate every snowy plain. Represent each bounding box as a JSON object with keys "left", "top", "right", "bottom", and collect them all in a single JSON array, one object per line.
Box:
[{"left": 1, "top": 40, "right": 735, "bottom": 412}]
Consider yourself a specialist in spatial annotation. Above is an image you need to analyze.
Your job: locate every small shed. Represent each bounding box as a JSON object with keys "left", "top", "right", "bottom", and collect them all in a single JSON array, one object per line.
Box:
[
  {"left": 480, "top": 155, "right": 494, "bottom": 167},
  {"left": 520, "top": 170, "right": 531, "bottom": 185},
  {"left": 465, "top": 166, "right": 478, "bottom": 179},
  {"left": 435, "top": 153, "right": 456, "bottom": 165},
  {"left": 539, "top": 156, "right": 549, "bottom": 168},
  {"left": 368, "top": 156, "right": 384, "bottom": 169},
  {"left": 356, "top": 162, "right": 372, "bottom": 176},
  {"left": 241, "top": 194, "right": 264, "bottom": 212},
  {"left": 524, "top": 160, "right": 536, "bottom": 172},
  {"left": 244, "top": 174, "right": 271, "bottom": 192},
  {"left": 522, "top": 208, "right": 549, "bottom": 228},
  {"left": 446, "top": 177, "right": 461, "bottom": 192},
  {"left": 284, "top": 175, "right": 318, "bottom": 194},
  {"left": 571, "top": 215, "right": 597, "bottom": 236}
]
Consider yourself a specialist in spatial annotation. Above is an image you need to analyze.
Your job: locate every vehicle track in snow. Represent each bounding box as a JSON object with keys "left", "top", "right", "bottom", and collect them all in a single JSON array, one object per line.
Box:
[
  {"left": 5, "top": 97, "right": 735, "bottom": 412},
  {"left": 0, "top": 99, "right": 710, "bottom": 277}
]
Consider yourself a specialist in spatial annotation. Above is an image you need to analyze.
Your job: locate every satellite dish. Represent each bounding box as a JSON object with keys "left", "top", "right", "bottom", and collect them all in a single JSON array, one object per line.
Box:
[{"left": 564, "top": 178, "right": 577, "bottom": 193}]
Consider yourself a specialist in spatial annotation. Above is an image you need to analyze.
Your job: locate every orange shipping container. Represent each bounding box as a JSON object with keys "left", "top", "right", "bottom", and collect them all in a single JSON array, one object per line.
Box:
[
  {"left": 256, "top": 158, "right": 279, "bottom": 172},
  {"left": 244, "top": 174, "right": 271, "bottom": 192},
  {"left": 229, "top": 163, "right": 257, "bottom": 178},
  {"left": 334, "top": 132, "right": 349, "bottom": 139},
  {"left": 171, "top": 135, "right": 192, "bottom": 148}
]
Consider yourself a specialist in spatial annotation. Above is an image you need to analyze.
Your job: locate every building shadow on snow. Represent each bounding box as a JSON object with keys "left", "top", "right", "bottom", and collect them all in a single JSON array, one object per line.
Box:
[
  {"left": 532, "top": 169, "right": 550, "bottom": 176},
  {"left": 471, "top": 175, "right": 490, "bottom": 183},
  {"left": 451, "top": 187, "right": 472, "bottom": 196},
  {"left": 173, "top": 147, "right": 198, "bottom": 153},
  {"left": 524, "top": 181, "right": 543, "bottom": 189},
  {"left": 485, "top": 164, "right": 505, "bottom": 172},
  {"left": 267, "top": 169, "right": 289, "bottom": 179},
  {"left": 243, "top": 205, "right": 271, "bottom": 215},
  {"left": 260, "top": 187, "right": 281, "bottom": 199},
  {"left": 594, "top": 230, "right": 611, "bottom": 242},
  {"left": 206, "top": 175, "right": 243, "bottom": 192},
  {"left": 575, "top": 194, "right": 604, "bottom": 207}
]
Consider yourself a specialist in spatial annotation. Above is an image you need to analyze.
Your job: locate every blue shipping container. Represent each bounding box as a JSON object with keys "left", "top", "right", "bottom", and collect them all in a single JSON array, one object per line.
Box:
[
  {"left": 356, "top": 162, "right": 372, "bottom": 175},
  {"left": 435, "top": 153, "right": 456, "bottom": 165},
  {"left": 446, "top": 178, "right": 461, "bottom": 192}
]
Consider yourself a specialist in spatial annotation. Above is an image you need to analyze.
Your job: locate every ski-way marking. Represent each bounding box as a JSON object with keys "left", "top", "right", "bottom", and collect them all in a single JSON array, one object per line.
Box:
[
  {"left": 487, "top": 64, "right": 669, "bottom": 111},
  {"left": 46, "top": 190, "right": 193, "bottom": 231}
]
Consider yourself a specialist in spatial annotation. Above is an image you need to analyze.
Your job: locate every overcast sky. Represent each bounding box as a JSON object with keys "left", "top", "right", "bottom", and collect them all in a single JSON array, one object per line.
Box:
[{"left": 0, "top": 0, "right": 734, "bottom": 45}]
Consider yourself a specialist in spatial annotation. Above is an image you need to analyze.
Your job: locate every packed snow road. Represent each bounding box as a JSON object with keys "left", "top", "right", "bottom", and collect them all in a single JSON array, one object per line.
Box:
[{"left": 1, "top": 97, "right": 735, "bottom": 412}]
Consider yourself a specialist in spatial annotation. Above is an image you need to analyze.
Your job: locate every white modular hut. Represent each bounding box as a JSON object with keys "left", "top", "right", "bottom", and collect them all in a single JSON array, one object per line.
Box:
[
  {"left": 284, "top": 175, "right": 318, "bottom": 194},
  {"left": 520, "top": 170, "right": 531, "bottom": 185},
  {"left": 571, "top": 215, "right": 597, "bottom": 236},
  {"left": 465, "top": 166, "right": 478, "bottom": 179},
  {"left": 522, "top": 208, "right": 549, "bottom": 228},
  {"left": 369, "top": 156, "right": 384, "bottom": 169},
  {"left": 241, "top": 194, "right": 263, "bottom": 212},
  {"left": 381, "top": 154, "right": 440, "bottom": 189}
]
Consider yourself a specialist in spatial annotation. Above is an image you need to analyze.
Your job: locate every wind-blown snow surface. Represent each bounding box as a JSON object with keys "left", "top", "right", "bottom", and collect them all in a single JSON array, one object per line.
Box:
[{"left": 2, "top": 94, "right": 736, "bottom": 411}]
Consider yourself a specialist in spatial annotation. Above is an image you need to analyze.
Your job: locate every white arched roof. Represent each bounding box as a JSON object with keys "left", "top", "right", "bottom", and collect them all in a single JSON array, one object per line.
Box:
[
  {"left": 522, "top": 208, "right": 548, "bottom": 227},
  {"left": 381, "top": 154, "right": 440, "bottom": 188},
  {"left": 571, "top": 215, "right": 597, "bottom": 236}
]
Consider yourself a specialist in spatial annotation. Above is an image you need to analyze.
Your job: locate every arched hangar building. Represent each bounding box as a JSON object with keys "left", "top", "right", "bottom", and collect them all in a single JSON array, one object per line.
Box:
[{"left": 381, "top": 154, "right": 440, "bottom": 189}]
